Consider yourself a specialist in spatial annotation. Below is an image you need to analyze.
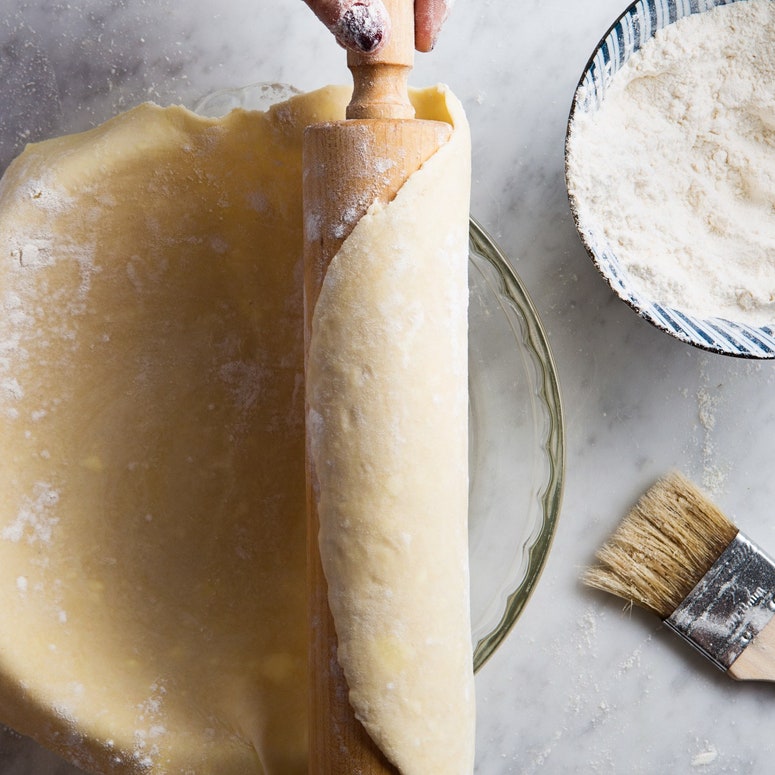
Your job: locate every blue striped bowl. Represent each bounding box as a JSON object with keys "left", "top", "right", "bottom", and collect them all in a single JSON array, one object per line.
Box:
[{"left": 566, "top": 0, "right": 775, "bottom": 359}]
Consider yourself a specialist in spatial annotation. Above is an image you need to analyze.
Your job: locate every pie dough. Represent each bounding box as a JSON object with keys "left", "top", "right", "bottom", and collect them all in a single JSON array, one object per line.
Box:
[
  {"left": 307, "top": 87, "right": 474, "bottom": 774},
  {"left": 0, "top": 84, "right": 474, "bottom": 774}
]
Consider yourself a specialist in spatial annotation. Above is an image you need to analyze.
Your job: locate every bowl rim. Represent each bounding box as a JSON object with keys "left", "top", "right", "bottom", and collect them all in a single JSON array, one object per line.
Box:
[{"left": 563, "top": 0, "right": 775, "bottom": 360}]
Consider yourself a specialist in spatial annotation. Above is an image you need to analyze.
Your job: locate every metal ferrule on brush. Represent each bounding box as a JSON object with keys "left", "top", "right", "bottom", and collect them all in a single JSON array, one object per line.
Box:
[{"left": 665, "top": 533, "right": 775, "bottom": 672}]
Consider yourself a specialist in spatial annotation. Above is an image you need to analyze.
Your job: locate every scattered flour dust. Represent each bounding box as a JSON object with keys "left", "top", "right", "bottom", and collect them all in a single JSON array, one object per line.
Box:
[
  {"left": 132, "top": 681, "right": 168, "bottom": 769},
  {"left": 692, "top": 744, "right": 719, "bottom": 767},
  {"left": 567, "top": 0, "right": 775, "bottom": 326},
  {"left": 1, "top": 480, "right": 60, "bottom": 544}
]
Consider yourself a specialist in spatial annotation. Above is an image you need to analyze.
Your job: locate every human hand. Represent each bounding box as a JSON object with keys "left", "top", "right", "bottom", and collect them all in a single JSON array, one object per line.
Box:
[{"left": 303, "top": 0, "right": 451, "bottom": 54}]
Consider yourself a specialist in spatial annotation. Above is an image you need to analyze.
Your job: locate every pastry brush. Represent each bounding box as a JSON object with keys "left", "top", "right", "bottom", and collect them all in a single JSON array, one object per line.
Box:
[{"left": 584, "top": 471, "right": 775, "bottom": 681}]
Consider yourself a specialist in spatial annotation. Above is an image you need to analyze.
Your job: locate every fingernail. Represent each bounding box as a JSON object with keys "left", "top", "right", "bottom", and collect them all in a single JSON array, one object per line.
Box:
[{"left": 332, "top": 0, "right": 389, "bottom": 54}]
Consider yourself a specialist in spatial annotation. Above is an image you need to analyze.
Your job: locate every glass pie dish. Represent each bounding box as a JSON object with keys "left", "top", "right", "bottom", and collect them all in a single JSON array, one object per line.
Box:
[{"left": 467, "top": 219, "right": 564, "bottom": 667}]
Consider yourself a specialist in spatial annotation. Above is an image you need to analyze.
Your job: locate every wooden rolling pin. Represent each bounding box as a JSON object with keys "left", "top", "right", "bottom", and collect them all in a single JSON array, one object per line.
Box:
[{"left": 302, "top": 2, "right": 453, "bottom": 772}]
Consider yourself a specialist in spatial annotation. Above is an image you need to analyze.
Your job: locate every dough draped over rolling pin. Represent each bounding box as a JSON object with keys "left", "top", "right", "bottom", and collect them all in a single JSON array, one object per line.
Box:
[
  {"left": 0, "top": 83, "right": 473, "bottom": 774},
  {"left": 307, "top": 85, "right": 475, "bottom": 774}
]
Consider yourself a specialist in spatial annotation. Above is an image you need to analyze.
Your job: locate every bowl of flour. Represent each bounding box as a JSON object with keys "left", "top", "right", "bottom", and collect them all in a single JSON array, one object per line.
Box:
[{"left": 565, "top": 0, "right": 775, "bottom": 358}]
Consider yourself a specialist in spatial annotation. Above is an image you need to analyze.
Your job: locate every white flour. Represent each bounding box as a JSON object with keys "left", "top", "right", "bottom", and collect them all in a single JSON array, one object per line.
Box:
[{"left": 567, "top": 0, "right": 775, "bottom": 326}]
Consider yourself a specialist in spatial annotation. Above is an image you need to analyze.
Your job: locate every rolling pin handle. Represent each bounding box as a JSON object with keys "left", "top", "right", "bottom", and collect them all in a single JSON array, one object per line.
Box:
[{"left": 346, "top": 0, "right": 416, "bottom": 120}]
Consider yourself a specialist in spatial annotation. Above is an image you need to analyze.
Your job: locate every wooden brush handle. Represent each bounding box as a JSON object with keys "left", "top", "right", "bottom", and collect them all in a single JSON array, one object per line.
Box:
[
  {"left": 303, "top": 1, "right": 452, "bottom": 772},
  {"left": 728, "top": 617, "right": 775, "bottom": 682}
]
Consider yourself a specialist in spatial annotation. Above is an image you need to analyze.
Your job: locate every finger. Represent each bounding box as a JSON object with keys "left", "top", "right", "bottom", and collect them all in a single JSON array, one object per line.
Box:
[
  {"left": 303, "top": 0, "right": 390, "bottom": 54},
  {"left": 414, "top": 0, "right": 453, "bottom": 52}
]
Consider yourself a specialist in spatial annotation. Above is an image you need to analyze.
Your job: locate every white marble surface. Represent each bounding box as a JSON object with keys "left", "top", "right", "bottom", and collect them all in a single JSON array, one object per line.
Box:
[{"left": 2, "top": 0, "right": 774, "bottom": 772}]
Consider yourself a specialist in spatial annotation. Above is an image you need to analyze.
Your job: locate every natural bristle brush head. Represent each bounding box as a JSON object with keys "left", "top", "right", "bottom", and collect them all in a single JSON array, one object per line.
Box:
[{"left": 583, "top": 472, "right": 738, "bottom": 619}]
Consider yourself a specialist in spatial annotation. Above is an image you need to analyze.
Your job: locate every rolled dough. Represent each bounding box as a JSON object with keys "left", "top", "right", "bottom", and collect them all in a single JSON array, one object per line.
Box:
[
  {"left": 0, "top": 84, "right": 474, "bottom": 774},
  {"left": 307, "top": 86, "right": 474, "bottom": 774}
]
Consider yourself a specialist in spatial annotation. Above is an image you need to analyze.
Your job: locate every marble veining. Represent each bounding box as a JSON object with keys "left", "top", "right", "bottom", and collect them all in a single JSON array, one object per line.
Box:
[{"left": 2, "top": 0, "right": 775, "bottom": 772}]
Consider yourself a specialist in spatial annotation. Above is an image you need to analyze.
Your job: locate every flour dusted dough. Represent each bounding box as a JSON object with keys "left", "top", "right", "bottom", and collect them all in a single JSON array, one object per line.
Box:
[
  {"left": 307, "top": 86, "right": 474, "bottom": 774},
  {"left": 0, "top": 92, "right": 341, "bottom": 774},
  {"left": 0, "top": 84, "right": 474, "bottom": 774}
]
